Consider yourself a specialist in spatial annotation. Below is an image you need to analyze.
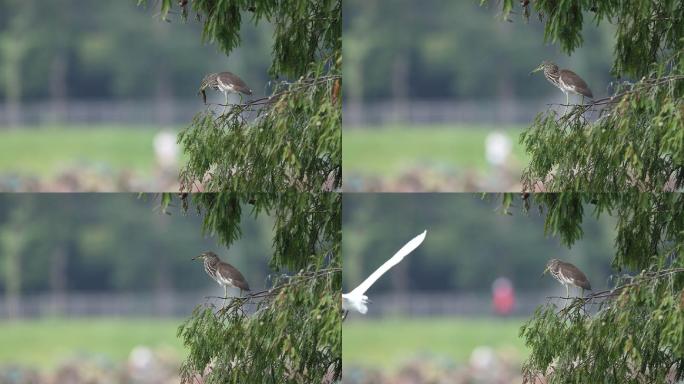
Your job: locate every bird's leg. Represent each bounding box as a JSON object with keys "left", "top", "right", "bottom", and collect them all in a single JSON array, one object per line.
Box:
[
  {"left": 564, "top": 92, "right": 569, "bottom": 115},
  {"left": 342, "top": 310, "right": 348, "bottom": 322},
  {"left": 223, "top": 286, "right": 228, "bottom": 307},
  {"left": 565, "top": 284, "right": 569, "bottom": 299}
]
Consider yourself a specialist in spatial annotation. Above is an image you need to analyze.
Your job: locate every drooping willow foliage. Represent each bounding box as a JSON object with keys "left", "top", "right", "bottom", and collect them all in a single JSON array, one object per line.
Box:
[
  {"left": 521, "top": 58, "right": 684, "bottom": 192},
  {"left": 482, "top": 0, "right": 684, "bottom": 376},
  {"left": 139, "top": 0, "right": 341, "bottom": 192},
  {"left": 484, "top": 0, "right": 684, "bottom": 192},
  {"left": 159, "top": 192, "right": 341, "bottom": 383},
  {"left": 140, "top": 1, "right": 342, "bottom": 381},
  {"left": 178, "top": 66, "right": 341, "bottom": 193},
  {"left": 483, "top": 2, "right": 684, "bottom": 376},
  {"left": 502, "top": 193, "right": 684, "bottom": 382}
]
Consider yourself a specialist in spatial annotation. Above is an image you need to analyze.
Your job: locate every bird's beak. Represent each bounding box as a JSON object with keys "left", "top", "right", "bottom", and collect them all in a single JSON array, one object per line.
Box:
[
  {"left": 530, "top": 65, "right": 543, "bottom": 75},
  {"left": 192, "top": 255, "right": 201, "bottom": 260},
  {"left": 540, "top": 266, "right": 549, "bottom": 278}
]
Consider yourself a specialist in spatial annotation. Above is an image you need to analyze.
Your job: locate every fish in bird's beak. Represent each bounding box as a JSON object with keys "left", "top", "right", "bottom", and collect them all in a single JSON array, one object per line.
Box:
[{"left": 530, "top": 63, "right": 544, "bottom": 75}]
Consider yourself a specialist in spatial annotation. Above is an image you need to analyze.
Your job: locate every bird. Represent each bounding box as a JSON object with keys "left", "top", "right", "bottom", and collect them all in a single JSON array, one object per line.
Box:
[
  {"left": 342, "top": 230, "right": 427, "bottom": 317},
  {"left": 192, "top": 251, "right": 250, "bottom": 305},
  {"left": 531, "top": 61, "right": 593, "bottom": 110},
  {"left": 543, "top": 258, "right": 592, "bottom": 298},
  {"left": 198, "top": 71, "right": 253, "bottom": 106}
]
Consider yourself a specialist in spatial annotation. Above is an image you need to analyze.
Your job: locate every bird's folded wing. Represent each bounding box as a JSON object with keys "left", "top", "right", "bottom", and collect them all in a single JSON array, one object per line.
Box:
[{"left": 348, "top": 230, "right": 427, "bottom": 296}]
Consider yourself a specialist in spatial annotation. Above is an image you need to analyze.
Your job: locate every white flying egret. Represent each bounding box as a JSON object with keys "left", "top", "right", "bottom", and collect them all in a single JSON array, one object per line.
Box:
[{"left": 342, "top": 230, "right": 427, "bottom": 316}]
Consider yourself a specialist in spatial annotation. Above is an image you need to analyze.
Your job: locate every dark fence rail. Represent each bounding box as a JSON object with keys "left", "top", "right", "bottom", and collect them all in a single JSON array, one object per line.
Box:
[
  {"left": 2, "top": 290, "right": 571, "bottom": 318},
  {"left": 0, "top": 290, "right": 230, "bottom": 318},
  {"left": 343, "top": 98, "right": 565, "bottom": 127},
  {"left": 0, "top": 99, "right": 266, "bottom": 127},
  {"left": 347, "top": 291, "right": 559, "bottom": 319},
  {"left": 0, "top": 100, "right": 207, "bottom": 127},
  {"left": 2, "top": 98, "right": 572, "bottom": 127}
]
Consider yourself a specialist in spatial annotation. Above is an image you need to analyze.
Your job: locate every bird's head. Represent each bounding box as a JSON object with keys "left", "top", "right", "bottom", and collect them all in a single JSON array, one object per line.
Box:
[
  {"left": 530, "top": 61, "right": 557, "bottom": 75},
  {"left": 192, "top": 251, "right": 218, "bottom": 261},
  {"left": 542, "top": 258, "right": 561, "bottom": 276}
]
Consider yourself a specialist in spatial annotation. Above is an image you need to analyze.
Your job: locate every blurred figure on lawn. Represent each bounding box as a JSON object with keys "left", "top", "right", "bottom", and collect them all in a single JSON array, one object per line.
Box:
[{"left": 492, "top": 277, "right": 515, "bottom": 316}]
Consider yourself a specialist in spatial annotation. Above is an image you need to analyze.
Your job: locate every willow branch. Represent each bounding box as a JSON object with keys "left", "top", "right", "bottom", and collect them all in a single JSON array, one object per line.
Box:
[
  {"left": 206, "top": 267, "right": 341, "bottom": 313},
  {"left": 207, "top": 75, "right": 341, "bottom": 110},
  {"left": 545, "top": 74, "right": 684, "bottom": 110},
  {"left": 549, "top": 267, "right": 684, "bottom": 315}
]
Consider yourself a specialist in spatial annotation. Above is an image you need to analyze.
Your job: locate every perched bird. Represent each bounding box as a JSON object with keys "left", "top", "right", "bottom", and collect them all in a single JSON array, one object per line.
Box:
[
  {"left": 342, "top": 230, "right": 427, "bottom": 316},
  {"left": 531, "top": 61, "right": 593, "bottom": 108},
  {"left": 198, "top": 72, "right": 253, "bottom": 105},
  {"left": 193, "top": 251, "right": 250, "bottom": 305},
  {"left": 543, "top": 258, "right": 592, "bottom": 298}
]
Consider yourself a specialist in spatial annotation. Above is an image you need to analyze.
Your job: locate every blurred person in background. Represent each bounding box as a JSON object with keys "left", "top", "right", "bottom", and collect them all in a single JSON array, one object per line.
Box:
[{"left": 491, "top": 277, "right": 515, "bottom": 317}]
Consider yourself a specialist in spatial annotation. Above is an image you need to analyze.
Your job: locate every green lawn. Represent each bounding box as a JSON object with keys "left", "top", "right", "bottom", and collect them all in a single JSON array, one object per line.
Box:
[
  {"left": 0, "top": 126, "right": 177, "bottom": 177},
  {"left": 343, "top": 125, "right": 526, "bottom": 176},
  {"left": 0, "top": 318, "right": 185, "bottom": 369},
  {"left": 343, "top": 317, "right": 528, "bottom": 370}
]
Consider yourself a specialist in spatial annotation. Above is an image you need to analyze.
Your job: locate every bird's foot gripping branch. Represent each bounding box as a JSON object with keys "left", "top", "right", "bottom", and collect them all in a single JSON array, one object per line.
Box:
[
  {"left": 178, "top": 267, "right": 342, "bottom": 383},
  {"left": 178, "top": 69, "right": 342, "bottom": 193}
]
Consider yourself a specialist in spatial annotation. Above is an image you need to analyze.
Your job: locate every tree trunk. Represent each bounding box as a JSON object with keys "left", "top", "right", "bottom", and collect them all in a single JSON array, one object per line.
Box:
[
  {"left": 155, "top": 65, "right": 174, "bottom": 127},
  {"left": 48, "top": 52, "right": 69, "bottom": 124},
  {"left": 496, "top": 68, "right": 515, "bottom": 123},
  {"left": 343, "top": 40, "right": 368, "bottom": 127},
  {"left": 1, "top": 223, "right": 24, "bottom": 319},
  {"left": 154, "top": 215, "right": 173, "bottom": 315},
  {"left": 391, "top": 53, "right": 410, "bottom": 123},
  {"left": 49, "top": 245, "right": 67, "bottom": 316},
  {"left": 0, "top": 38, "right": 27, "bottom": 128},
  {"left": 153, "top": 22, "right": 173, "bottom": 126}
]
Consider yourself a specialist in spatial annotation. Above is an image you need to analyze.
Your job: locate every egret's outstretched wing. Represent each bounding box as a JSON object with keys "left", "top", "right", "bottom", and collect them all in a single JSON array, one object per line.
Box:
[{"left": 347, "top": 230, "right": 426, "bottom": 296}]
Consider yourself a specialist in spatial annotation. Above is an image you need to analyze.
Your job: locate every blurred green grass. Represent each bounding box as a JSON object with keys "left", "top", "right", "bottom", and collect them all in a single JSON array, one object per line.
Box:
[
  {"left": 0, "top": 127, "right": 178, "bottom": 177},
  {"left": 343, "top": 125, "right": 526, "bottom": 176},
  {"left": 343, "top": 317, "right": 528, "bottom": 370},
  {"left": 0, "top": 318, "right": 184, "bottom": 369}
]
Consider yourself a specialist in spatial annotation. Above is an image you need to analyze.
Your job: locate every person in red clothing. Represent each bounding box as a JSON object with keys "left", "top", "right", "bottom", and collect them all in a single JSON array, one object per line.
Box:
[{"left": 492, "top": 277, "right": 515, "bottom": 316}]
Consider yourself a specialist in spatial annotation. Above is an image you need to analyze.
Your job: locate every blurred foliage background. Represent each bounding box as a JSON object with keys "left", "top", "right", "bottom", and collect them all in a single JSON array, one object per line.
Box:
[
  {"left": 0, "top": 194, "right": 274, "bottom": 379},
  {"left": 0, "top": 194, "right": 272, "bottom": 294},
  {"left": 342, "top": 0, "right": 616, "bottom": 191},
  {"left": 0, "top": 0, "right": 272, "bottom": 191},
  {"left": 342, "top": 193, "right": 616, "bottom": 383},
  {"left": 343, "top": 1, "right": 614, "bottom": 102},
  {"left": 343, "top": 194, "right": 614, "bottom": 294},
  {"left": 0, "top": 2, "right": 270, "bottom": 102}
]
